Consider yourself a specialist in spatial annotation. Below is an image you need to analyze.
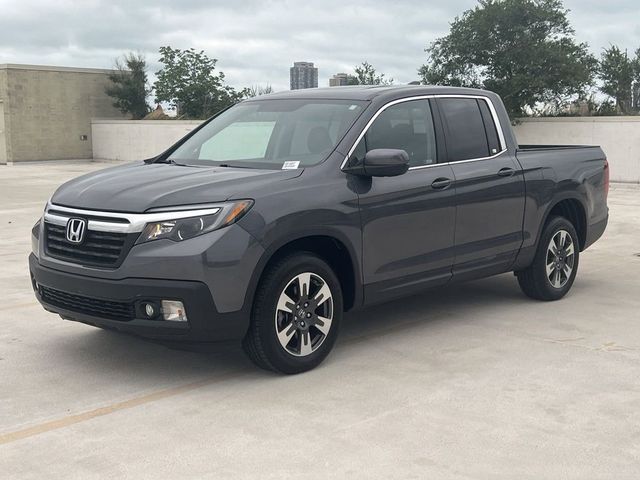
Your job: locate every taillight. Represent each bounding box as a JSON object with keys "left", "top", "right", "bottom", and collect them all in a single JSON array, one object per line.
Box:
[{"left": 603, "top": 158, "right": 610, "bottom": 201}]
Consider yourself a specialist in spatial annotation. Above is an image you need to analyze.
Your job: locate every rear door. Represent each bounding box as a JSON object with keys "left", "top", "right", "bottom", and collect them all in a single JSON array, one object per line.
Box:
[
  {"left": 435, "top": 96, "right": 525, "bottom": 278},
  {"left": 352, "top": 99, "right": 457, "bottom": 304}
]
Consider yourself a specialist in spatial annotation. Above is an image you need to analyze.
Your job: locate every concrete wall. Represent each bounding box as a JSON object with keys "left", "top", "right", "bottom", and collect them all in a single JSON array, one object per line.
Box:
[
  {"left": 89, "top": 117, "right": 640, "bottom": 183},
  {"left": 0, "top": 69, "right": 7, "bottom": 164},
  {"left": 0, "top": 64, "right": 125, "bottom": 163},
  {"left": 513, "top": 117, "right": 640, "bottom": 183},
  {"left": 91, "top": 120, "right": 202, "bottom": 161}
]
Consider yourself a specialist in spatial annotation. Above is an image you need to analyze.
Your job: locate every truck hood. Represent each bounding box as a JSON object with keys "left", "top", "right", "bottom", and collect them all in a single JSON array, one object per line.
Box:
[{"left": 51, "top": 162, "right": 303, "bottom": 213}]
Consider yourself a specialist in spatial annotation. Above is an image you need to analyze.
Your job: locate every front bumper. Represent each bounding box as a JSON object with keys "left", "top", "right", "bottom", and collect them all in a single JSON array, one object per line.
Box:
[{"left": 29, "top": 254, "right": 249, "bottom": 342}]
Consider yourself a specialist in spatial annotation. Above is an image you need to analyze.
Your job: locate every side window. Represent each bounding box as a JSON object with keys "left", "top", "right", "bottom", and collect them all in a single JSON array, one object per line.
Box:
[
  {"left": 477, "top": 99, "right": 501, "bottom": 155},
  {"left": 363, "top": 99, "right": 437, "bottom": 168},
  {"left": 439, "top": 98, "right": 490, "bottom": 161}
]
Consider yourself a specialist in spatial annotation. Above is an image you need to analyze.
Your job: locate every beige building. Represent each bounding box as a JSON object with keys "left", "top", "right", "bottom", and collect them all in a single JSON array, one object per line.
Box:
[
  {"left": 0, "top": 64, "right": 125, "bottom": 164},
  {"left": 329, "top": 73, "right": 350, "bottom": 87}
]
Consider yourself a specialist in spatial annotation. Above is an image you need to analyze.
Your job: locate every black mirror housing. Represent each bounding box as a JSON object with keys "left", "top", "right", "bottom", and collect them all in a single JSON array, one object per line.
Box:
[
  {"left": 358, "top": 149, "right": 410, "bottom": 177},
  {"left": 343, "top": 149, "right": 410, "bottom": 177}
]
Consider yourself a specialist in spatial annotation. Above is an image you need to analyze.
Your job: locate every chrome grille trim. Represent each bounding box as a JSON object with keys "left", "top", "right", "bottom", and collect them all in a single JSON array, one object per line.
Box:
[{"left": 44, "top": 202, "right": 222, "bottom": 234}]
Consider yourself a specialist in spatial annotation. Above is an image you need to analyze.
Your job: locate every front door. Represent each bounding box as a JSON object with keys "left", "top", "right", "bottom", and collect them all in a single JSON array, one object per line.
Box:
[{"left": 351, "top": 99, "right": 457, "bottom": 304}]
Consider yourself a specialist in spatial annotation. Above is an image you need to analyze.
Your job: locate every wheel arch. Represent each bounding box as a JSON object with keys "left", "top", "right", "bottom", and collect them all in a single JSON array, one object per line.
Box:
[
  {"left": 243, "top": 230, "right": 362, "bottom": 316},
  {"left": 541, "top": 195, "right": 588, "bottom": 251}
]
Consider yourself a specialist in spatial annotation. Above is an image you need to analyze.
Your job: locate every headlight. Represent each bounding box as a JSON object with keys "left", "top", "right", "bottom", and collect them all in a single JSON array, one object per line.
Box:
[{"left": 136, "top": 200, "right": 253, "bottom": 244}]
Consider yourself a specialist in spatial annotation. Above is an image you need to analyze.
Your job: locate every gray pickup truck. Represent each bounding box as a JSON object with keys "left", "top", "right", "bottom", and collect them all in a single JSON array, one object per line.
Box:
[{"left": 29, "top": 85, "right": 609, "bottom": 373}]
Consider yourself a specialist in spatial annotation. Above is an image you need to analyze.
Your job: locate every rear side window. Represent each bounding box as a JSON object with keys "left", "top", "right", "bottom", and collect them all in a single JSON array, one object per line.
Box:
[
  {"left": 477, "top": 99, "right": 501, "bottom": 155},
  {"left": 438, "top": 98, "right": 490, "bottom": 161}
]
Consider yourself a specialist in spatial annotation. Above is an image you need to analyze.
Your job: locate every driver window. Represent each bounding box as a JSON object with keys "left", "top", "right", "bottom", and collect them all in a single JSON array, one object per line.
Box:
[{"left": 363, "top": 99, "right": 436, "bottom": 167}]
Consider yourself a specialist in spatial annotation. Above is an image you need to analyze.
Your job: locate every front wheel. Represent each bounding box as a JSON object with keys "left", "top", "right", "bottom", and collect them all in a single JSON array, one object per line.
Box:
[
  {"left": 516, "top": 216, "right": 580, "bottom": 301},
  {"left": 242, "top": 252, "right": 343, "bottom": 374}
]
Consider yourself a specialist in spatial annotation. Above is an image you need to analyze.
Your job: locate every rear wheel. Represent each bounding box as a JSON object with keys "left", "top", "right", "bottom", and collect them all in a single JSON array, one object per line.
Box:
[
  {"left": 517, "top": 216, "right": 580, "bottom": 301},
  {"left": 242, "top": 252, "right": 342, "bottom": 374}
]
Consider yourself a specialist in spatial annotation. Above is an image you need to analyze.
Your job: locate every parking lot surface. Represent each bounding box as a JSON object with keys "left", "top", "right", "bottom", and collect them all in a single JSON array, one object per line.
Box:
[{"left": 1, "top": 161, "right": 639, "bottom": 479}]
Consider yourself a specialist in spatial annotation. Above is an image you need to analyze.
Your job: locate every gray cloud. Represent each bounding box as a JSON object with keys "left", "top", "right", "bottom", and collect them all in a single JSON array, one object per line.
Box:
[{"left": 0, "top": 0, "right": 639, "bottom": 92}]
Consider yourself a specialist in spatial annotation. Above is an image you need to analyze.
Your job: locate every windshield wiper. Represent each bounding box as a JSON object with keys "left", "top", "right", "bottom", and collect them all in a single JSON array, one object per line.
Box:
[
  {"left": 168, "top": 159, "right": 184, "bottom": 165},
  {"left": 161, "top": 159, "right": 205, "bottom": 167},
  {"left": 163, "top": 159, "right": 254, "bottom": 169},
  {"left": 217, "top": 163, "right": 252, "bottom": 169}
]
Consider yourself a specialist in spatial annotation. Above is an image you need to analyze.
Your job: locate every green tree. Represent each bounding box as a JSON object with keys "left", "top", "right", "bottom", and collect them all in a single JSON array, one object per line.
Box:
[
  {"left": 154, "top": 46, "right": 244, "bottom": 119},
  {"left": 419, "top": 0, "right": 597, "bottom": 117},
  {"left": 348, "top": 62, "right": 393, "bottom": 85},
  {"left": 245, "top": 84, "right": 274, "bottom": 97},
  {"left": 105, "top": 53, "right": 151, "bottom": 119},
  {"left": 598, "top": 46, "right": 640, "bottom": 114}
]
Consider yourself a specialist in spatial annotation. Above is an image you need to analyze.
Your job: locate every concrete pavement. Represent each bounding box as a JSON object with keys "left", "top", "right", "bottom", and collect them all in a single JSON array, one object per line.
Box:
[{"left": 1, "top": 161, "right": 639, "bottom": 479}]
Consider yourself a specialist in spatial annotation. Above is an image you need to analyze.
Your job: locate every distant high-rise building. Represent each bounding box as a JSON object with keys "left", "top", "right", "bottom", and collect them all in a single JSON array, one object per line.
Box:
[
  {"left": 290, "top": 62, "right": 318, "bottom": 90},
  {"left": 329, "top": 73, "right": 350, "bottom": 87}
]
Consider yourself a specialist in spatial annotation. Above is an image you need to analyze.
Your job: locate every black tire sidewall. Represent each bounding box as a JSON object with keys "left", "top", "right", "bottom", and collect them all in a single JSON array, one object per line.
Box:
[{"left": 252, "top": 253, "right": 343, "bottom": 374}]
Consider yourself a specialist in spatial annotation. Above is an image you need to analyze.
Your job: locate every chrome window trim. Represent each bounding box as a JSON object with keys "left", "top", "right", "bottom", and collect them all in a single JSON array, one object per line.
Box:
[
  {"left": 406, "top": 149, "right": 507, "bottom": 170},
  {"left": 340, "top": 94, "right": 508, "bottom": 171},
  {"left": 44, "top": 203, "right": 222, "bottom": 234}
]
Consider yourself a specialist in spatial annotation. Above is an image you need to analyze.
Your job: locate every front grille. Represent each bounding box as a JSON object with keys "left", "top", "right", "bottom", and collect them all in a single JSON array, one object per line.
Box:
[
  {"left": 39, "top": 285, "right": 135, "bottom": 321},
  {"left": 44, "top": 222, "right": 131, "bottom": 267}
]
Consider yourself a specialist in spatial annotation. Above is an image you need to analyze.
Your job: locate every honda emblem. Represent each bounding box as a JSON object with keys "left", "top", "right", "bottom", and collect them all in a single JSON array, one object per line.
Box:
[{"left": 66, "top": 218, "right": 87, "bottom": 244}]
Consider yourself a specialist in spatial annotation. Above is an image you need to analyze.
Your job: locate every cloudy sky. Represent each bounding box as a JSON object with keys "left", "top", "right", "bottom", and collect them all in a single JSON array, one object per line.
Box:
[{"left": 1, "top": 0, "right": 639, "bottom": 93}]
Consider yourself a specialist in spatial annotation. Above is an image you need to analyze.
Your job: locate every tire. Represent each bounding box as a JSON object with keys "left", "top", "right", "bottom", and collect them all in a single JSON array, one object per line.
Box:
[
  {"left": 516, "top": 216, "right": 580, "bottom": 301},
  {"left": 242, "top": 252, "right": 343, "bottom": 374}
]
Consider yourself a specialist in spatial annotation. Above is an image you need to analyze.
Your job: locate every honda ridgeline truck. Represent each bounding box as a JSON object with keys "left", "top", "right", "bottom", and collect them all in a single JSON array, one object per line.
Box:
[{"left": 30, "top": 86, "right": 609, "bottom": 373}]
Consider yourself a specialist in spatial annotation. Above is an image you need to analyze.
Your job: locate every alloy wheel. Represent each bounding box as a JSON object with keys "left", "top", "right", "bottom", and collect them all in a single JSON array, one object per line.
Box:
[
  {"left": 546, "top": 229, "right": 575, "bottom": 289},
  {"left": 274, "top": 272, "right": 333, "bottom": 357}
]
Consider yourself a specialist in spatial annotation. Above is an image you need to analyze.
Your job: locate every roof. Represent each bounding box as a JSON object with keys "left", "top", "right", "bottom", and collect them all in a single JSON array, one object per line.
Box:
[{"left": 247, "top": 85, "right": 494, "bottom": 102}]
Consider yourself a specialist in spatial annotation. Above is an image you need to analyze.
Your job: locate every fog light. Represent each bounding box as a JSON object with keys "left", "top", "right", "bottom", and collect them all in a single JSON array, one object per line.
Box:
[
  {"left": 161, "top": 300, "right": 187, "bottom": 322},
  {"left": 144, "top": 303, "right": 156, "bottom": 318}
]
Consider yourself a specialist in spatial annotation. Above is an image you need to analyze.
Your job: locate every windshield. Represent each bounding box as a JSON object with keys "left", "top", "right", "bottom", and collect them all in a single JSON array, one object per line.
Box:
[{"left": 168, "top": 99, "right": 367, "bottom": 169}]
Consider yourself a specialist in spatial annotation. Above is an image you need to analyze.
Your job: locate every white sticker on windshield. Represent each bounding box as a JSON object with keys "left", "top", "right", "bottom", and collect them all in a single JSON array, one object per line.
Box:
[{"left": 282, "top": 161, "right": 300, "bottom": 170}]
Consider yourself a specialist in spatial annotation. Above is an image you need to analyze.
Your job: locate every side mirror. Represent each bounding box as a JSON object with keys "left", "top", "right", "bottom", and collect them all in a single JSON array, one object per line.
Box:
[
  {"left": 361, "top": 149, "right": 409, "bottom": 177},
  {"left": 342, "top": 148, "right": 410, "bottom": 177}
]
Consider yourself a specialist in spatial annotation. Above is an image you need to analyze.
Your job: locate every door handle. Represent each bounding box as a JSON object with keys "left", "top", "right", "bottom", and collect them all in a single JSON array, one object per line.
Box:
[
  {"left": 497, "top": 167, "right": 515, "bottom": 177},
  {"left": 431, "top": 177, "right": 452, "bottom": 190}
]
